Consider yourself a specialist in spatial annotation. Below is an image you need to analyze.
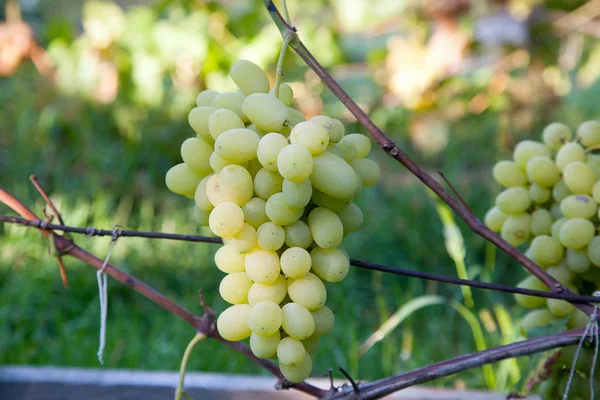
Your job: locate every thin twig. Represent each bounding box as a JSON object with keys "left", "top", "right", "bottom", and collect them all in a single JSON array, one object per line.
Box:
[
  {"left": 338, "top": 367, "right": 360, "bottom": 393},
  {"left": 175, "top": 333, "right": 207, "bottom": 400},
  {"left": 438, "top": 171, "right": 473, "bottom": 214}
]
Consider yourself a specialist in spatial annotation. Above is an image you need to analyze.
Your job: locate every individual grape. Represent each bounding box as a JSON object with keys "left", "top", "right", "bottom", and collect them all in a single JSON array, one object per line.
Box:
[
  {"left": 287, "top": 273, "right": 327, "bottom": 310},
  {"left": 587, "top": 236, "right": 600, "bottom": 266},
  {"left": 277, "top": 144, "right": 314, "bottom": 182},
  {"left": 165, "top": 163, "right": 202, "bottom": 196},
  {"left": 214, "top": 128, "right": 260, "bottom": 164},
  {"left": 512, "top": 140, "right": 550, "bottom": 169},
  {"left": 526, "top": 156, "right": 560, "bottom": 187},
  {"left": 565, "top": 248, "right": 590, "bottom": 273},
  {"left": 311, "top": 115, "right": 345, "bottom": 143},
  {"left": 257, "top": 133, "right": 289, "bottom": 171},
  {"left": 311, "top": 152, "right": 359, "bottom": 199},
  {"left": 282, "top": 179, "right": 312, "bottom": 209},
  {"left": 529, "top": 184, "right": 551, "bottom": 204},
  {"left": 577, "top": 120, "right": 600, "bottom": 148},
  {"left": 514, "top": 276, "right": 547, "bottom": 308},
  {"left": 311, "top": 306, "right": 334, "bottom": 336},
  {"left": 211, "top": 92, "right": 247, "bottom": 122},
  {"left": 500, "top": 214, "right": 530, "bottom": 247},
  {"left": 269, "top": 84, "right": 294, "bottom": 106},
  {"left": 560, "top": 195, "right": 597, "bottom": 219},
  {"left": 247, "top": 123, "right": 267, "bottom": 137},
  {"left": 214, "top": 244, "right": 246, "bottom": 273},
  {"left": 265, "top": 192, "right": 304, "bottom": 226},
  {"left": 484, "top": 207, "right": 508, "bottom": 232},
  {"left": 552, "top": 179, "right": 570, "bottom": 202},
  {"left": 209, "top": 152, "right": 232, "bottom": 173},
  {"left": 217, "top": 304, "right": 252, "bottom": 341},
  {"left": 245, "top": 249, "right": 281, "bottom": 284},
  {"left": 542, "top": 122, "right": 572, "bottom": 150},
  {"left": 208, "top": 108, "right": 245, "bottom": 140},
  {"left": 530, "top": 208, "right": 553, "bottom": 236},
  {"left": 194, "top": 175, "right": 214, "bottom": 212},
  {"left": 229, "top": 223, "right": 258, "bottom": 252},
  {"left": 559, "top": 218, "right": 595, "bottom": 249},
  {"left": 247, "top": 158, "right": 263, "bottom": 177},
  {"left": 188, "top": 106, "right": 216, "bottom": 142},
  {"left": 546, "top": 262, "right": 574, "bottom": 284},
  {"left": 593, "top": 181, "right": 600, "bottom": 204},
  {"left": 555, "top": 142, "right": 586, "bottom": 171},
  {"left": 242, "top": 197, "right": 270, "bottom": 228},
  {"left": 350, "top": 158, "right": 381, "bottom": 187},
  {"left": 279, "top": 352, "right": 312, "bottom": 383},
  {"left": 551, "top": 218, "right": 567, "bottom": 241},
  {"left": 336, "top": 140, "right": 357, "bottom": 162},
  {"left": 250, "top": 331, "right": 280, "bottom": 359},
  {"left": 310, "top": 247, "right": 350, "bottom": 283},
  {"left": 281, "top": 302, "right": 315, "bottom": 340},
  {"left": 308, "top": 207, "right": 344, "bottom": 249},
  {"left": 339, "top": 134, "right": 371, "bottom": 158},
  {"left": 242, "top": 93, "right": 289, "bottom": 132},
  {"left": 524, "top": 246, "right": 538, "bottom": 263},
  {"left": 287, "top": 107, "right": 306, "bottom": 127},
  {"left": 209, "top": 202, "right": 245, "bottom": 238},
  {"left": 284, "top": 221, "right": 313, "bottom": 248},
  {"left": 277, "top": 337, "right": 306, "bottom": 366},
  {"left": 230, "top": 59, "right": 270, "bottom": 96},
  {"left": 302, "top": 336, "right": 320, "bottom": 354},
  {"left": 194, "top": 207, "right": 210, "bottom": 226},
  {"left": 290, "top": 121, "right": 330, "bottom": 155},
  {"left": 219, "top": 272, "right": 253, "bottom": 304},
  {"left": 547, "top": 296, "right": 575, "bottom": 318},
  {"left": 569, "top": 309, "right": 590, "bottom": 330},
  {"left": 311, "top": 189, "right": 353, "bottom": 213},
  {"left": 588, "top": 153, "right": 600, "bottom": 178},
  {"left": 495, "top": 187, "right": 531, "bottom": 215},
  {"left": 280, "top": 247, "right": 312, "bottom": 278},
  {"left": 519, "top": 309, "right": 554, "bottom": 337},
  {"left": 248, "top": 301, "right": 283, "bottom": 336},
  {"left": 218, "top": 164, "right": 254, "bottom": 205},
  {"left": 248, "top": 275, "right": 287, "bottom": 305},
  {"left": 326, "top": 143, "right": 344, "bottom": 158},
  {"left": 337, "top": 202, "right": 364, "bottom": 233},
  {"left": 492, "top": 160, "right": 527, "bottom": 187},
  {"left": 528, "top": 235, "right": 564, "bottom": 266},
  {"left": 550, "top": 202, "right": 562, "bottom": 220},
  {"left": 181, "top": 137, "right": 213, "bottom": 177},
  {"left": 206, "top": 174, "right": 226, "bottom": 207},
  {"left": 196, "top": 90, "right": 219, "bottom": 107},
  {"left": 254, "top": 169, "right": 284, "bottom": 200},
  {"left": 257, "top": 222, "right": 285, "bottom": 251},
  {"left": 563, "top": 161, "right": 595, "bottom": 194}
]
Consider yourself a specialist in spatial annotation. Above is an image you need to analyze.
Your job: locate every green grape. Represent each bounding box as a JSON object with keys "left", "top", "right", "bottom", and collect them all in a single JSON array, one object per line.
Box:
[
  {"left": 247, "top": 123, "right": 267, "bottom": 137},
  {"left": 542, "top": 122, "right": 572, "bottom": 150},
  {"left": 519, "top": 309, "right": 554, "bottom": 337},
  {"left": 205, "top": 174, "right": 226, "bottom": 207},
  {"left": 165, "top": 163, "right": 202, "bottom": 196},
  {"left": 577, "top": 120, "right": 600, "bottom": 148},
  {"left": 257, "top": 221, "right": 285, "bottom": 251},
  {"left": 248, "top": 275, "right": 287, "bottom": 305},
  {"left": 268, "top": 84, "right": 294, "bottom": 106},
  {"left": 513, "top": 140, "right": 550, "bottom": 169},
  {"left": 565, "top": 247, "right": 590, "bottom": 273},
  {"left": 495, "top": 187, "right": 531, "bottom": 215},
  {"left": 257, "top": 133, "right": 289, "bottom": 171},
  {"left": 500, "top": 214, "right": 530, "bottom": 247},
  {"left": 230, "top": 223, "right": 257, "bottom": 252},
  {"left": 530, "top": 208, "right": 553, "bottom": 236},
  {"left": 588, "top": 153, "right": 600, "bottom": 178},
  {"left": 529, "top": 184, "right": 551, "bottom": 204},
  {"left": 593, "top": 181, "right": 600, "bottom": 203},
  {"left": 310, "top": 247, "right": 350, "bottom": 283},
  {"left": 284, "top": 221, "right": 313, "bottom": 248},
  {"left": 311, "top": 152, "right": 359, "bottom": 199},
  {"left": 209, "top": 152, "right": 231, "bottom": 173},
  {"left": 209, "top": 202, "right": 246, "bottom": 238},
  {"left": 214, "top": 128, "right": 260, "bottom": 164},
  {"left": 529, "top": 235, "right": 564, "bottom": 266},
  {"left": 339, "top": 134, "right": 371, "bottom": 158},
  {"left": 277, "top": 337, "right": 305, "bottom": 366},
  {"left": 248, "top": 301, "right": 283, "bottom": 336},
  {"left": 350, "top": 158, "right": 381, "bottom": 187},
  {"left": 250, "top": 331, "right": 280, "bottom": 359},
  {"left": 254, "top": 169, "right": 284, "bottom": 200},
  {"left": 526, "top": 156, "right": 560, "bottom": 187},
  {"left": 290, "top": 121, "right": 330, "bottom": 155},
  {"left": 242, "top": 93, "right": 288, "bottom": 132},
  {"left": 219, "top": 272, "right": 253, "bottom": 304},
  {"left": 555, "top": 142, "right": 586, "bottom": 171},
  {"left": 211, "top": 92, "right": 247, "bottom": 122},
  {"left": 560, "top": 195, "right": 597, "bottom": 219},
  {"left": 194, "top": 175, "right": 214, "bottom": 212},
  {"left": 230, "top": 59, "right": 270, "bottom": 96},
  {"left": 181, "top": 137, "right": 213, "bottom": 177},
  {"left": 492, "top": 160, "right": 527, "bottom": 187},
  {"left": 208, "top": 108, "right": 245, "bottom": 140},
  {"left": 326, "top": 143, "right": 344, "bottom": 158},
  {"left": 215, "top": 244, "right": 246, "bottom": 273},
  {"left": 308, "top": 207, "right": 344, "bottom": 249},
  {"left": 279, "top": 352, "right": 312, "bottom": 383},
  {"left": 514, "top": 275, "right": 547, "bottom": 308},
  {"left": 484, "top": 207, "right": 508, "bottom": 232},
  {"left": 302, "top": 336, "right": 320, "bottom": 354},
  {"left": 559, "top": 218, "right": 595, "bottom": 249},
  {"left": 218, "top": 164, "right": 254, "bottom": 205},
  {"left": 587, "top": 236, "right": 600, "bottom": 266},
  {"left": 282, "top": 179, "right": 312, "bottom": 208},
  {"left": 311, "top": 306, "right": 334, "bottom": 336},
  {"left": 552, "top": 179, "right": 571, "bottom": 202},
  {"left": 281, "top": 302, "right": 315, "bottom": 340},
  {"left": 287, "top": 273, "right": 327, "bottom": 311},
  {"left": 337, "top": 202, "right": 364, "bottom": 233},
  {"left": 312, "top": 189, "right": 353, "bottom": 212},
  {"left": 195, "top": 90, "right": 219, "bottom": 107},
  {"left": 547, "top": 296, "right": 575, "bottom": 318},
  {"left": 265, "top": 192, "right": 304, "bottom": 226},
  {"left": 280, "top": 247, "right": 312, "bottom": 278},
  {"left": 550, "top": 202, "right": 562, "bottom": 220},
  {"left": 245, "top": 249, "right": 281, "bottom": 284},
  {"left": 188, "top": 106, "right": 216, "bottom": 142},
  {"left": 248, "top": 158, "right": 263, "bottom": 177},
  {"left": 568, "top": 309, "right": 590, "bottom": 330},
  {"left": 217, "top": 304, "right": 252, "bottom": 341},
  {"left": 336, "top": 140, "right": 357, "bottom": 162},
  {"left": 277, "top": 144, "right": 314, "bottom": 182},
  {"left": 563, "top": 161, "right": 595, "bottom": 194},
  {"left": 524, "top": 246, "right": 538, "bottom": 264},
  {"left": 551, "top": 218, "right": 567, "bottom": 240},
  {"left": 242, "top": 197, "right": 269, "bottom": 228},
  {"left": 310, "top": 115, "right": 345, "bottom": 143},
  {"left": 546, "top": 261, "right": 573, "bottom": 284},
  {"left": 287, "top": 107, "right": 306, "bottom": 127}
]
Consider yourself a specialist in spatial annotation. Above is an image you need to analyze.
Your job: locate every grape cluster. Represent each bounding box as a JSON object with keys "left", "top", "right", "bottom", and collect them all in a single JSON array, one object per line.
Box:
[{"left": 165, "top": 59, "right": 380, "bottom": 382}]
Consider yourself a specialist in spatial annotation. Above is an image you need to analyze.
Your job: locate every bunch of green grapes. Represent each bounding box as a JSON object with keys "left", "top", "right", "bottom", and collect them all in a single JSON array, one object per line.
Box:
[{"left": 165, "top": 59, "right": 380, "bottom": 382}]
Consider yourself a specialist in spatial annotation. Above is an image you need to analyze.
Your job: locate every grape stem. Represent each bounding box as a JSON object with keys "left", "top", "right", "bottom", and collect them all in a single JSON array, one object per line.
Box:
[
  {"left": 274, "top": 31, "right": 294, "bottom": 99},
  {"left": 175, "top": 333, "right": 207, "bottom": 400}
]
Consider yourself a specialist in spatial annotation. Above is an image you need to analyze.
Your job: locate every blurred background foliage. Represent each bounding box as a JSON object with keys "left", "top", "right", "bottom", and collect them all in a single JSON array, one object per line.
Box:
[{"left": 2, "top": 0, "right": 600, "bottom": 394}]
